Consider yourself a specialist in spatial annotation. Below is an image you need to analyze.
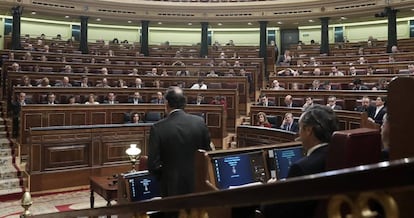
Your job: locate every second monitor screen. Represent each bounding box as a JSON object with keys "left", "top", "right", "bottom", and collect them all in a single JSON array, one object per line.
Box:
[
  {"left": 212, "top": 151, "right": 267, "bottom": 189},
  {"left": 271, "top": 146, "right": 304, "bottom": 179}
]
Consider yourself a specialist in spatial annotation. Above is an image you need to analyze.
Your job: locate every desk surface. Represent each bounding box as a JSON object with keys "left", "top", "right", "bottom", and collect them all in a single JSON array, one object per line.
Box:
[
  {"left": 89, "top": 176, "right": 118, "bottom": 208},
  {"left": 90, "top": 176, "right": 118, "bottom": 191}
]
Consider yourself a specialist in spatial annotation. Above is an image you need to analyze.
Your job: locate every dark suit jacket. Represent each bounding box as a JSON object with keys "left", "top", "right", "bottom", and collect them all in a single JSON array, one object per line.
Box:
[
  {"left": 355, "top": 105, "right": 375, "bottom": 113},
  {"left": 256, "top": 101, "right": 275, "bottom": 107},
  {"left": 103, "top": 100, "right": 119, "bottom": 104},
  {"left": 189, "top": 100, "right": 207, "bottom": 105},
  {"left": 353, "top": 85, "right": 369, "bottom": 90},
  {"left": 148, "top": 110, "right": 211, "bottom": 197},
  {"left": 369, "top": 106, "right": 387, "bottom": 124},
  {"left": 41, "top": 100, "right": 59, "bottom": 104},
  {"left": 262, "top": 146, "right": 329, "bottom": 218},
  {"left": 150, "top": 99, "right": 165, "bottom": 104},
  {"left": 127, "top": 97, "right": 144, "bottom": 104},
  {"left": 12, "top": 100, "right": 32, "bottom": 117},
  {"left": 276, "top": 55, "right": 290, "bottom": 66},
  {"left": 331, "top": 105, "right": 342, "bottom": 110},
  {"left": 280, "top": 121, "right": 299, "bottom": 133}
]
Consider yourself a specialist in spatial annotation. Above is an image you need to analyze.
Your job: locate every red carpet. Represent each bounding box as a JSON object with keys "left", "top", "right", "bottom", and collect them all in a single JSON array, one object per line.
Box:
[{"left": 0, "top": 189, "right": 109, "bottom": 218}]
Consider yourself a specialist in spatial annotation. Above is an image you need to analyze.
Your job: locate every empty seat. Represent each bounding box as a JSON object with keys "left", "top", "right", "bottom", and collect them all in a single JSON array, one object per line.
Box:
[
  {"left": 266, "top": 115, "right": 281, "bottom": 128},
  {"left": 375, "top": 69, "right": 388, "bottom": 74},
  {"left": 398, "top": 69, "right": 410, "bottom": 74},
  {"left": 330, "top": 83, "right": 341, "bottom": 90},
  {"left": 112, "top": 69, "right": 123, "bottom": 74},
  {"left": 326, "top": 128, "right": 382, "bottom": 170},
  {"left": 40, "top": 67, "right": 53, "bottom": 72},
  {"left": 208, "top": 83, "right": 222, "bottom": 89},
  {"left": 222, "top": 83, "right": 237, "bottom": 89},
  {"left": 335, "top": 99, "right": 345, "bottom": 109},
  {"left": 145, "top": 112, "right": 162, "bottom": 123},
  {"left": 313, "top": 98, "right": 325, "bottom": 105},
  {"left": 292, "top": 97, "right": 304, "bottom": 106},
  {"left": 355, "top": 69, "right": 367, "bottom": 75}
]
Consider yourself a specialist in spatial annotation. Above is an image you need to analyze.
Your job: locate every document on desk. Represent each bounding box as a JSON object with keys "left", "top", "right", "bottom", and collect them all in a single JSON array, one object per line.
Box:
[{"left": 228, "top": 181, "right": 263, "bottom": 189}]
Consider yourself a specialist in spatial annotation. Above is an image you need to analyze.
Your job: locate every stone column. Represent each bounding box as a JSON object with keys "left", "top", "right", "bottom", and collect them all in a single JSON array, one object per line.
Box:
[
  {"left": 11, "top": 6, "right": 22, "bottom": 50},
  {"left": 320, "top": 17, "right": 330, "bottom": 55},
  {"left": 141, "top": 20, "right": 149, "bottom": 56},
  {"left": 259, "top": 21, "right": 268, "bottom": 80},
  {"left": 79, "top": 16, "right": 89, "bottom": 54},
  {"left": 387, "top": 7, "right": 397, "bottom": 53},
  {"left": 200, "top": 22, "right": 209, "bottom": 58}
]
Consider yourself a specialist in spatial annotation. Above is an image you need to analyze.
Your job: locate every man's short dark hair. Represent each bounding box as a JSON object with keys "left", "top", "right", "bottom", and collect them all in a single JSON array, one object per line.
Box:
[
  {"left": 300, "top": 105, "right": 339, "bottom": 143},
  {"left": 165, "top": 86, "right": 186, "bottom": 109}
]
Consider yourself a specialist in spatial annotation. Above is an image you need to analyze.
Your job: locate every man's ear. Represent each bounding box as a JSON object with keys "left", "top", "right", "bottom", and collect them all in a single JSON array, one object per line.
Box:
[{"left": 302, "top": 125, "right": 313, "bottom": 137}]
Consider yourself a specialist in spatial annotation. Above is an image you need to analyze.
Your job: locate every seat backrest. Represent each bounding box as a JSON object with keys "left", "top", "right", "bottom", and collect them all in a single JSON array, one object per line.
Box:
[
  {"left": 138, "top": 155, "right": 148, "bottom": 170},
  {"left": 266, "top": 115, "right": 281, "bottom": 128},
  {"left": 145, "top": 112, "right": 162, "bottom": 123},
  {"left": 326, "top": 128, "right": 382, "bottom": 171},
  {"left": 208, "top": 82, "right": 222, "bottom": 89}
]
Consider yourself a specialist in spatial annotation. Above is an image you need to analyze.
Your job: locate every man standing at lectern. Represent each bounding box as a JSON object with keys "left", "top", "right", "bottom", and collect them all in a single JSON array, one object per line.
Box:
[{"left": 148, "top": 86, "right": 211, "bottom": 217}]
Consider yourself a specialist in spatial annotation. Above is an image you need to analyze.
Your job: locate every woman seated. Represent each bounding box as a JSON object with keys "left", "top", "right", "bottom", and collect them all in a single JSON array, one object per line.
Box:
[
  {"left": 256, "top": 112, "right": 272, "bottom": 128},
  {"left": 117, "top": 79, "right": 128, "bottom": 88},
  {"left": 129, "top": 112, "right": 142, "bottom": 124},
  {"left": 37, "top": 77, "right": 51, "bottom": 87},
  {"left": 85, "top": 94, "right": 99, "bottom": 104}
]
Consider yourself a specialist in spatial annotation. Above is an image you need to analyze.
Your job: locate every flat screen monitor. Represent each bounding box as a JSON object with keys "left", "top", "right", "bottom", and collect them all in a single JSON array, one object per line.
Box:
[
  {"left": 269, "top": 146, "right": 304, "bottom": 180},
  {"left": 211, "top": 151, "right": 267, "bottom": 189},
  {"left": 124, "top": 170, "right": 160, "bottom": 202}
]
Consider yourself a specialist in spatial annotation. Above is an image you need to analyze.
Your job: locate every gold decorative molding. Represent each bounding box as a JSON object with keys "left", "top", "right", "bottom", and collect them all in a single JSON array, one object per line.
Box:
[
  {"left": 179, "top": 209, "right": 209, "bottom": 218},
  {"left": 328, "top": 192, "right": 399, "bottom": 218},
  {"left": 357, "top": 192, "right": 399, "bottom": 218},
  {"left": 327, "top": 194, "right": 359, "bottom": 218}
]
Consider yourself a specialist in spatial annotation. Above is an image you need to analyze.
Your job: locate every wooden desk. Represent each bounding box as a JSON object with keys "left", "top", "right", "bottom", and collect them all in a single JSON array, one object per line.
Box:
[
  {"left": 7, "top": 71, "right": 249, "bottom": 115},
  {"left": 12, "top": 86, "right": 238, "bottom": 131},
  {"left": 90, "top": 176, "right": 118, "bottom": 208}
]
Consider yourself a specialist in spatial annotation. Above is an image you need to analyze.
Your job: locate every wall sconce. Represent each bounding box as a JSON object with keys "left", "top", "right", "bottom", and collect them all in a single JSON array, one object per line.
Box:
[{"left": 125, "top": 144, "right": 141, "bottom": 172}]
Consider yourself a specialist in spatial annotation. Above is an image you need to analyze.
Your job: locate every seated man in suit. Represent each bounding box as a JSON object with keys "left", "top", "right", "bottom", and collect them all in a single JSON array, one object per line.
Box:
[
  {"left": 302, "top": 96, "right": 314, "bottom": 111},
  {"left": 128, "top": 92, "right": 144, "bottom": 104},
  {"left": 352, "top": 78, "right": 369, "bottom": 90},
  {"left": 368, "top": 96, "right": 387, "bottom": 125},
  {"left": 151, "top": 91, "right": 165, "bottom": 104},
  {"left": 55, "top": 76, "right": 72, "bottom": 87},
  {"left": 279, "top": 113, "right": 299, "bottom": 132},
  {"left": 262, "top": 105, "right": 339, "bottom": 218},
  {"left": 132, "top": 77, "right": 144, "bottom": 88},
  {"left": 309, "top": 79, "right": 324, "bottom": 90},
  {"left": 354, "top": 96, "right": 375, "bottom": 113},
  {"left": 103, "top": 92, "right": 119, "bottom": 104},
  {"left": 284, "top": 95, "right": 299, "bottom": 108},
  {"left": 326, "top": 96, "right": 342, "bottom": 110},
  {"left": 256, "top": 94, "right": 275, "bottom": 107},
  {"left": 79, "top": 76, "right": 90, "bottom": 88},
  {"left": 189, "top": 94, "right": 206, "bottom": 105},
  {"left": 96, "top": 78, "right": 111, "bottom": 88},
  {"left": 43, "top": 93, "right": 59, "bottom": 104}
]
